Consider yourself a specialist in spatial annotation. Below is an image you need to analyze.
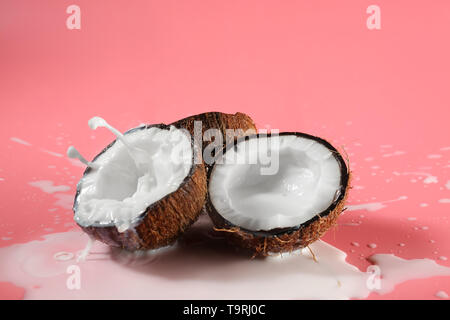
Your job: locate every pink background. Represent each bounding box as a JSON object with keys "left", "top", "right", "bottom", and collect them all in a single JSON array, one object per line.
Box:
[{"left": 0, "top": 0, "right": 449, "bottom": 299}]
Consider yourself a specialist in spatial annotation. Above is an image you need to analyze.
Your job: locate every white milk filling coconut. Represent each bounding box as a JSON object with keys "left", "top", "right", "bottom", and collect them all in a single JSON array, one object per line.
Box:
[
  {"left": 209, "top": 135, "right": 342, "bottom": 231},
  {"left": 74, "top": 126, "right": 193, "bottom": 232}
]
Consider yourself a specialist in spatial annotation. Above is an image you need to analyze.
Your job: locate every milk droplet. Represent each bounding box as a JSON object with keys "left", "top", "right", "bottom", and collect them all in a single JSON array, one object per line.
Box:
[
  {"left": 41, "top": 149, "right": 64, "bottom": 158},
  {"left": 399, "top": 172, "right": 438, "bottom": 184},
  {"left": 88, "top": 117, "right": 108, "bottom": 130},
  {"left": 10, "top": 137, "right": 32, "bottom": 146},
  {"left": 66, "top": 146, "right": 100, "bottom": 169},
  {"left": 53, "top": 252, "right": 74, "bottom": 261},
  {"left": 382, "top": 151, "right": 405, "bottom": 158},
  {"left": 423, "top": 176, "right": 438, "bottom": 184}
]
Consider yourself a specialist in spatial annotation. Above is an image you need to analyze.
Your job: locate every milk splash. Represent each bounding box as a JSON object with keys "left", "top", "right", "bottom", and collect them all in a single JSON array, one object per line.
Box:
[
  {"left": 88, "top": 117, "right": 154, "bottom": 175},
  {"left": 28, "top": 180, "right": 71, "bottom": 194},
  {"left": 67, "top": 147, "right": 99, "bottom": 169},
  {"left": 368, "top": 254, "right": 450, "bottom": 294}
]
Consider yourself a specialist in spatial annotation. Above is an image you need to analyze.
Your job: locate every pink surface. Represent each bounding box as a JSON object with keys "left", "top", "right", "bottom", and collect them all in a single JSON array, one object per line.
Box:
[{"left": 0, "top": 0, "right": 449, "bottom": 299}]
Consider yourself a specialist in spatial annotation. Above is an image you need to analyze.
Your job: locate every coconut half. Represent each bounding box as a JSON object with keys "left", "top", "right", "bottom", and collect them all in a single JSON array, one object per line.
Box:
[
  {"left": 73, "top": 124, "right": 207, "bottom": 251},
  {"left": 206, "top": 132, "right": 350, "bottom": 256}
]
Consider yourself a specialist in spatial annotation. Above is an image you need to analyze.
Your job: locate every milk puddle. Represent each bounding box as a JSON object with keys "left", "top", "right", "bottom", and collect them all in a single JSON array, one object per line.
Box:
[{"left": 1, "top": 217, "right": 449, "bottom": 299}]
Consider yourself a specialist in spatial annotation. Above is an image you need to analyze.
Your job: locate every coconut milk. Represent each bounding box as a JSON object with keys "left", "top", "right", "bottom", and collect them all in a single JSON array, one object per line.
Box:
[
  {"left": 1, "top": 216, "right": 449, "bottom": 299},
  {"left": 73, "top": 120, "right": 192, "bottom": 232}
]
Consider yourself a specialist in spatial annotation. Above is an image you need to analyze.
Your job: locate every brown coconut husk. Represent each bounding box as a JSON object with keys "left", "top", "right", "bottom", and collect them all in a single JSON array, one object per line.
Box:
[
  {"left": 171, "top": 112, "right": 257, "bottom": 166},
  {"left": 73, "top": 124, "right": 207, "bottom": 251},
  {"left": 206, "top": 132, "right": 350, "bottom": 257}
]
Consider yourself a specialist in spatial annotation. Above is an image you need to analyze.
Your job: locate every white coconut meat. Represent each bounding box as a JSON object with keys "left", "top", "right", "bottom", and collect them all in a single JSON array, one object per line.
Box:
[
  {"left": 209, "top": 134, "right": 343, "bottom": 231},
  {"left": 74, "top": 126, "right": 193, "bottom": 232}
]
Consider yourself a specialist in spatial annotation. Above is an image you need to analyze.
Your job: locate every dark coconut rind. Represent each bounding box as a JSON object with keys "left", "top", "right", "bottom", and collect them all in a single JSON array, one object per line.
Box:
[
  {"left": 171, "top": 112, "right": 257, "bottom": 166},
  {"left": 206, "top": 132, "right": 350, "bottom": 257},
  {"left": 74, "top": 124, "right": 207, "bottom": 251}
]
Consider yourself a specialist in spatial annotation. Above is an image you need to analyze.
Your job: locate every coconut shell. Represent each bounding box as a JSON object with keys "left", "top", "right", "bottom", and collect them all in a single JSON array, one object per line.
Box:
[
  {"left": 206, "top": 132, "right": 350, "bottom": 257},
  {"left": 171, "top": 112, "right": 257, "bottom": 165},
  {"left": 73, "top": 124, "right": 207, "bottom": 251}
]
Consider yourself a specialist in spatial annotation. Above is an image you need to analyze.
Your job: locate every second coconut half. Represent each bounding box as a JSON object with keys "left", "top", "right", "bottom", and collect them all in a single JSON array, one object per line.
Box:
[{"left": 206, "top": 132, "right": 350, "bottom": 256}]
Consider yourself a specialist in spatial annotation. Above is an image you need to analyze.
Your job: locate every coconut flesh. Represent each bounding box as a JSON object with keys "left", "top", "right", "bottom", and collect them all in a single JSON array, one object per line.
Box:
[
  {"left": 209, "top": 134, "right": 345, "bottom": 232},
  {"left": 73, "top": 124, "right": 193, "bottom": 233}
]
